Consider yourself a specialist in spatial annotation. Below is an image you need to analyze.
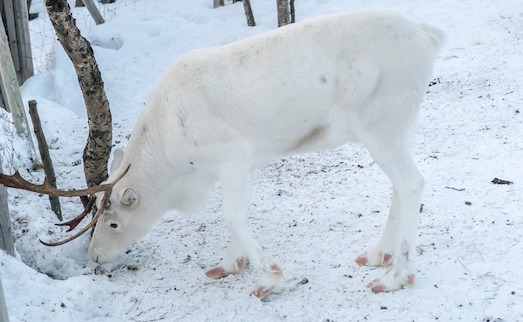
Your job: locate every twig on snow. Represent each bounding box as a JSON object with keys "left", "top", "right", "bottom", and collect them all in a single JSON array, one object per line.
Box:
[{"left": 445, "top": 186, "right": 465, "bottom": 191}]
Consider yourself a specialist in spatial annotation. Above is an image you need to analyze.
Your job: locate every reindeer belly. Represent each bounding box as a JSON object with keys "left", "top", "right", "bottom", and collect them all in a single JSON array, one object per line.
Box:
[{"left": 243, "top": 103, "right": 359, "bottom": 158}]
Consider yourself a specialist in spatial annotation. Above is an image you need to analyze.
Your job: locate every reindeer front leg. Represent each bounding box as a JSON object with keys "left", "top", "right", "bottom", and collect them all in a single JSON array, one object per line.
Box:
[{"left": 205, "top": 163, "right": 283, "bottom": 299}]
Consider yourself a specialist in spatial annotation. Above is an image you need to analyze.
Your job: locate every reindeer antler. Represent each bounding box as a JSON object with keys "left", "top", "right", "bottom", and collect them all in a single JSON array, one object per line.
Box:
[
  {"left": 0, "top": 171, "right": 122, "bottom": 197},
  {"left": 0, "top": 164, "right": 131, "bottom": 246},
  {"left": 39, "top": 191, "right": 111, "bottom": 247},
  {"left": 55, "top": 196, "right": 96, "bottom": 232},
  {"left": 37, "top": 164, "right": 131, "bottom": 246}
]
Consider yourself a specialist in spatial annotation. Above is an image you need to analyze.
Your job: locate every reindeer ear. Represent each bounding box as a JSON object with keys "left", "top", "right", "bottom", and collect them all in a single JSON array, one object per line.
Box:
[
  {"left": 121, "top": 188, "right": 138, "bottom": 207},
  {"left": 111, "top": 148, "right": 125, "bottom": 173}
]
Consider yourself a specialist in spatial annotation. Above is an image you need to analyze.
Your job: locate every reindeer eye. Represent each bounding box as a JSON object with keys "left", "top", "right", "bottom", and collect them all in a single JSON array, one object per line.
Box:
[{"left": 109, "top": 222, "right": 118, "bottom": 229}]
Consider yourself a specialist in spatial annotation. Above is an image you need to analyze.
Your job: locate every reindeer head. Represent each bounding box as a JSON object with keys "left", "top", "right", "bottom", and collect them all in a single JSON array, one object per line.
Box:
[
  {"left": 0, "top": 149, "right": 145, "bottom": 263},
  {"left": 87, "top": 148, "right": 159, "bottom": 263},
  {"left": 87, "top": 185, "right": 141, "bottom": 263}
]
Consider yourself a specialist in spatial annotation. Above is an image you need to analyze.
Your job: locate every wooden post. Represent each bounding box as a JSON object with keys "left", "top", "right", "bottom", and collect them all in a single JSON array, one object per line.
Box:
[
  {"left": 0, "top": 17, "right": 38, "bottom": 162},
  {"left": 13, "top": 0, "right": 33, "bottom": 82},
  {"left": 0, "top": 184, "right": 14, "bottom": 256},
  {"left": 290, "top": 0, "right": 295, "bottom": 23},
  {"left": 0, "top": 278, "right": 9, "bottom": 322},
  {"left": 212, "top": 0, "right": 224, "bottom": 8},
  {"left": 1, "top": 0, "right": 34, "bottom": 84},
  {"left": 28, "top": 100, "right": 62, "bottom": 220},
  {"left": 2, "top": 0, "right": 19, "bottom": 81},
  {"left": 0, "top": 153, "right": 15, "bottom": 257},
  {"left": 81, "top": 0, "right": 104, "bottom": 25}
]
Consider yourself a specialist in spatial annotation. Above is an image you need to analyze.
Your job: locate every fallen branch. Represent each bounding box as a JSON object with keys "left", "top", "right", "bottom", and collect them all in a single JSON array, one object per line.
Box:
[{"left": 445, "top": 186, "right": 465, "bottom": 191}]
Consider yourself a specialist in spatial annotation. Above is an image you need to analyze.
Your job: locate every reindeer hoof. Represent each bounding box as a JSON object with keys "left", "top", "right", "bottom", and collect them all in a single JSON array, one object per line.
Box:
[
  {"left": 356, "top": 252, "right": 392, "bottom": 267},
  {"left": 367, "top": 269, "right": 415, "bottom": 292},
  {"left": 251, "top": 286, "right": 269, "bottom": 299},
  {"left": 205, "top": 258, "right": 246, "bottom": 279},
  {"left": 355, "top": 255, "right": 368, "bottom": 266},
  {"left": 250, "top": 264, "right": 283, "bottom": 300},
  {"left": 205, "top": 266, "right": 228, "bottom": 279}
]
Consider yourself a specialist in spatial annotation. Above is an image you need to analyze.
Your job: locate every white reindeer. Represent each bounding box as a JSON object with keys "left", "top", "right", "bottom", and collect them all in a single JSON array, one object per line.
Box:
[{"left": 84, "top": 10, "right": 442, "bottom": 298}]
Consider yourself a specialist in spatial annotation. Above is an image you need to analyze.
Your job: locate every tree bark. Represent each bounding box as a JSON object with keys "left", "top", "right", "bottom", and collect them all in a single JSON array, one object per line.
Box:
[{"left": 45, "top": 0, "right": 112, "bottom": 188}]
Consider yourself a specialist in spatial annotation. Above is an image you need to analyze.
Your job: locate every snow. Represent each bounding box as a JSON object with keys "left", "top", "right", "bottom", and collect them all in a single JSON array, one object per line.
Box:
[{"left": 1, "top": 0, "right": 522, "bottom": 321}]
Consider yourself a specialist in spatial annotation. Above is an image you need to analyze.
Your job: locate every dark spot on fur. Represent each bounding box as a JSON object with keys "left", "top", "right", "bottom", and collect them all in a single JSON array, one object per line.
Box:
[
  {"left": 293, "top": 125, "right": 328, "bottom": 150},
  {"left": 319, "top": 75, "right": 327, "bottom": 84},
  {"left": 177, "top": 113, "right": 186, "bottom": 128},
  {"left": 401, "top": 241, "right": 410, "bottom": 261}
]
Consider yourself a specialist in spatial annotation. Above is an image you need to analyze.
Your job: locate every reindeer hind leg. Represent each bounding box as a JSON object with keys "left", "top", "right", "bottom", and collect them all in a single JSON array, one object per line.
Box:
[{"left": 355, "top": 118, "right": 424, "bottom": 292}]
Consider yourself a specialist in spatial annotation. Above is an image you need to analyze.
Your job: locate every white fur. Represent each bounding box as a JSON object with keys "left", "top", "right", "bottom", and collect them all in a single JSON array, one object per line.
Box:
[{"left": 88, "top": 10, "right": 444, "bottom": 293}]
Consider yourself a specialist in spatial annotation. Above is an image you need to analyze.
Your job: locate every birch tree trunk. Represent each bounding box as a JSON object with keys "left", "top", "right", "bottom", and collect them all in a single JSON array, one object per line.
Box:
[
  {"left": 45, "top": 0, "right": 112, "bottom": 187},
  {"left": 242, "top": 0, "right": 256, "bottom": 27},
  {"left": 276, "top": 0, "right": 290, "bottom": 27}
]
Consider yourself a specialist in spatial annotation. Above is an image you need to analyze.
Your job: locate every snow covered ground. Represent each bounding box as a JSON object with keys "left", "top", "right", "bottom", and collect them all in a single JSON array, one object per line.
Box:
[{"left": 1, "top": 0, "right": 522, "bottom": 321}]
